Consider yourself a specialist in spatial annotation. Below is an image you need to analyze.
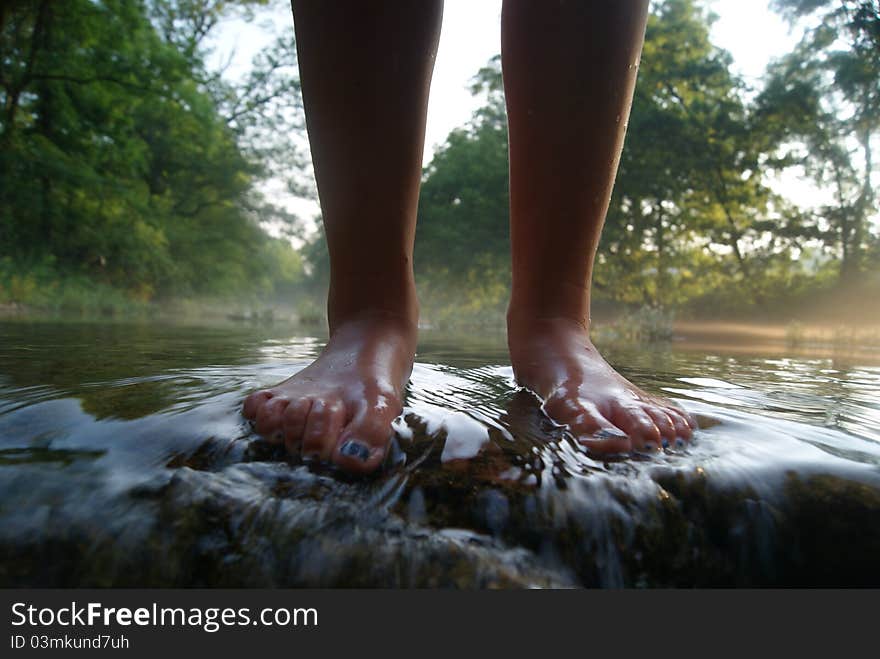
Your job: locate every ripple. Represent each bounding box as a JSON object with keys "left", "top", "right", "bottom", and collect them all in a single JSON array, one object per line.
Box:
[{"left": 1, "top": 320, "right": 880, "bottom": 586}]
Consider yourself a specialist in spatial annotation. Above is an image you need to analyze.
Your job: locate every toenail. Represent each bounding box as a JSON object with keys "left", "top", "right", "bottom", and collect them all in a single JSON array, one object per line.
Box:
[
  {"left": 592, "top": 428, "right": 628, "bottom": 440},
  {"left": 661, "top": 438, "right": 669, "bottom": 449},
  {"left": 675, "top": 438, "right": 686, "bottom": 448},
  {"left": 340, "top": 440, "right": 371, "bottom": 462}
]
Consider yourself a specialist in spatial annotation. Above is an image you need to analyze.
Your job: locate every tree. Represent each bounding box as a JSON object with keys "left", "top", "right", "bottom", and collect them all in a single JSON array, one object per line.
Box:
[
  {"left": 602, "top": 0, "right": 783, "bottom": 309},
  {"left": 0, "top": 0, "right": 309, "bottom": 308},
  {"left": 412, "top": 0, "right": 782, "bottom": 318},
  {"left": 413, "top": 57, "right": 511, "bottom": 321},
  {"left": 761, "top": 0, "right": 880, "bottom": 280}
]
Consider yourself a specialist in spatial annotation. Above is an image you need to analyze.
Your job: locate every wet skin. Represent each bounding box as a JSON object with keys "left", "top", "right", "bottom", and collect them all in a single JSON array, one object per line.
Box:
[
  {"left": 244, "top": 0, "right": 694, "bottom": 472},
  {"left": 243, "top": 313, "right": 416, "bottom": 473},
  {"left": 243, "top": 311, "right": 695, "bottom": 470},
  {"left": 243, "top": 1, "right": 438, "bottom": 474},
  {"left": 508, "top": 316, "right": 695, "bottom": 454},
  {"left": 499, "top": 2, "right": 693, "bottom": 454}
]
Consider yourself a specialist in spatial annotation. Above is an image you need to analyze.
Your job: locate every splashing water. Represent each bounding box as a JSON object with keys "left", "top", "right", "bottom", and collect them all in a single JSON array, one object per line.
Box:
[{"left": 0, "top": 320, "right": 878, "bottom": 587}]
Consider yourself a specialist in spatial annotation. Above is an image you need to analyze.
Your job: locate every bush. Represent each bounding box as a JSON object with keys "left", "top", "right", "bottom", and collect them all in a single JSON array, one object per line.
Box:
[{"left": 593, "top": 305, "right": 675, "bottom": 343}]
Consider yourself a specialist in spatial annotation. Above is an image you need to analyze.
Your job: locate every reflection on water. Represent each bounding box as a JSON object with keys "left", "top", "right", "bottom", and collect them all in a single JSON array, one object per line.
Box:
[{"left": 0, "top": 319, "right": 879, "bottom": 587}]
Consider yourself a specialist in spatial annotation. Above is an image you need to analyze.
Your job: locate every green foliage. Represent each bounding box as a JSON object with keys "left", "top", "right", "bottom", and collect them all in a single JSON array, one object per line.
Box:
[
  {"left": 0, "top": 256, "right": 148, "bottom": 315},
  {"left": 3, "top": 0, "right": 875, "bottom": 325},
  {"left": 399, "top": 0, "right": 880, "bottom": 325},
  {"left": 411, "top": 0, "right": 788, "bottom": 322},
  {"left": 0, "top": 0, "right": 307, "bottom": 310},
  {"left": 602, "top": 0, "right": 789, "bottom": 308},
  {"left": 760, "top": 0, "right": 879, "bottom": 280},
  {"left": 592, "top": 306, "right": 676, "bottom": 344},
  {"left": 411, "top": 55, "right": 509, "bottom": 323}
]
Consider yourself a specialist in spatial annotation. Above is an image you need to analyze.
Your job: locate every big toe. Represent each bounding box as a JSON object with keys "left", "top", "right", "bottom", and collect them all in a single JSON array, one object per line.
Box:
[
  {"left": 545, "top": 396, "right": 631, "bottom": 454},
  {"left": 664, "top": 406, "right": 694, "bottom": 445},
  {"left": 332, "top": 409, "right": 395, "bottom": 474}
]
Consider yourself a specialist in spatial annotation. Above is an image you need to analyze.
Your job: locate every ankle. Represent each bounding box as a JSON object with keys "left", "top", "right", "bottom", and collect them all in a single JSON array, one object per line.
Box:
[
  {"left": 507, "top": 306, "right": 590, "bottom": 335},
  {"left": 330, "top": 307, "right": 419, "bottom": 334},
  {"left": 507, "top": 285, "right": 591, "bottom": 329},
  {"left": 328, "top": 276, "right": 419, "bottom": 334}
]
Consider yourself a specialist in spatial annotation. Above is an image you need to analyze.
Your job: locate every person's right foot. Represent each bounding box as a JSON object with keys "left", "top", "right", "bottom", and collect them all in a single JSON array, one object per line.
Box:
[{"left": 243, "top": 312, "right": 417, "bottom": 473}]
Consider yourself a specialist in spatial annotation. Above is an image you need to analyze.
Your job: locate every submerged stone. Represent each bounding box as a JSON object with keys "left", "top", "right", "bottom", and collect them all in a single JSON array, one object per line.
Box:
[{"left": 1, "top": 321, "right": 879, "bottom": 587}]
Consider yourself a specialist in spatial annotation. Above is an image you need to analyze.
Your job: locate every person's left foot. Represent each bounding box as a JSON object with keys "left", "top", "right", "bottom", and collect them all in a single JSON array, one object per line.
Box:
[{"left": 508, "top": 315, "right": 695, "bottom": 454}]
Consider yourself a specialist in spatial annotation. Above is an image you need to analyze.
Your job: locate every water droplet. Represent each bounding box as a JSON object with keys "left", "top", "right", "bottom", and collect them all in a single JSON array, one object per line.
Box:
[{"left": 615, "top": 114, "right": 620, "bottom": 123}]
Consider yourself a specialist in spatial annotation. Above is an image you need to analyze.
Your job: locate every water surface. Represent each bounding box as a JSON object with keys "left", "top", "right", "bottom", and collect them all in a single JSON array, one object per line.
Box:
[{"left": 1, "top": 319, "right": 878, "bottom": 587}]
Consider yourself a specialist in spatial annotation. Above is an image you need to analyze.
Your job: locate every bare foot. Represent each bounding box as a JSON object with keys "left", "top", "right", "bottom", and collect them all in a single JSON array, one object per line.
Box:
[
  {"left": 243, "top": 312, "right": 416, "bottom": 473},
  {"left": 508, "top": 315, "right": 695, "bottom": 454}
]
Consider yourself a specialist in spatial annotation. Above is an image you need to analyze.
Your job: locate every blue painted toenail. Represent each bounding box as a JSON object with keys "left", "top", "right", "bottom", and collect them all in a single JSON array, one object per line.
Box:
[
  {"left": 661, "top": 438, "right": 669, "bottom": 448},
  {"left": 340, "top": 440, "right": 371, "bottom": 462},
  {"left": 675, "top": 438, "right": 686, "bottom": 447}
]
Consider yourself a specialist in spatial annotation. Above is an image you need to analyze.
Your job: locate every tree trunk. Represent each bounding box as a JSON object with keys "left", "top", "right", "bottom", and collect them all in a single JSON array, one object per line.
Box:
[
  {"left": 655, "top": 203, "right": 667, "bottom": 306},
  {"left": 0, "top": 1, "right": 51, "bottom": 146}
]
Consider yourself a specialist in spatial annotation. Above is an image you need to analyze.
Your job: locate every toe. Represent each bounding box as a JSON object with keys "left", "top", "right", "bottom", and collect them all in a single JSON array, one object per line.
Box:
[
  {"left": 332, "top": 409, "right": 394, "bottom": 474},
  {"left": 680, "top": 407, "right": 698, "bottom": 430},
  {"left": 577, "top": 425, "right": 631, "bottom": 454},
  {"left": 610, "top": 399, "right": 662, "bottom": 451},
  {"left": 667, "top": 408, "right": 693, "bottom": 442},
  {"left": 565, "top": 401, "right": 609, "bottom": 436},
  {"left": 644, "top": 406, "right": 676, "bottom": 446},
  {"left": 544, "top": 394, "right": 598, "bottom": 424},
  {"left": 282, "top": 398, "right": 312, "bottom": 450},
  {"left": 556, "top": 399, "right": 631, "bottom": 454},
  {"left": 302, "top": 399, "right": 346, "bottom": 461},
  {"left": 243, "top": 390, "right": 272, "bottom": 419},
  {"left": 255, "top": 396, "right": 289, "bottom": 437}
]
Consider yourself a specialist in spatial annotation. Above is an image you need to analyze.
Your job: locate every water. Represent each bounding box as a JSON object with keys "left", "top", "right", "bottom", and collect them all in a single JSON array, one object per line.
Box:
[{"left": 1, "top": 319, "right": 879, "bottom": 587}]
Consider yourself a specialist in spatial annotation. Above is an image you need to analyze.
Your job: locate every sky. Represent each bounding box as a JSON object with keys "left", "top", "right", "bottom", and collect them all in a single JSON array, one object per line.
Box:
[
  {"left": 209, "top": 0, "right": 814, "bottom": 227},
  {"left": 425, "top": 0, "right": 800, "bottom": 162}
]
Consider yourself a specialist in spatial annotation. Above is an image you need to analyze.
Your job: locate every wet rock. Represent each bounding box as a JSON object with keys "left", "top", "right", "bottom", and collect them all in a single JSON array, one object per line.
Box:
[
  {"left": 0, "top": 462, "right": 571, "bottom": 588},
  {"left": 1, "top": 322, "right": 879, "bottom": 587},
  {"left": 3, "top": 409, "right": 878, "bottom": 588}
]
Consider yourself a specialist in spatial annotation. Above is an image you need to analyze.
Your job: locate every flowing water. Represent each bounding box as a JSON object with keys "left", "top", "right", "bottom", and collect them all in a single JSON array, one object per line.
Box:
[{"left": 1, "top": 318, "right": 879, "bottom": 587}]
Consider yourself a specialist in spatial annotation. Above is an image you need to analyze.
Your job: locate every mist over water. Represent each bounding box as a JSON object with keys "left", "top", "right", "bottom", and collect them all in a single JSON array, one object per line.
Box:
[{"left": 0, "top": 319, "right": 878, "bottom": 587}]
